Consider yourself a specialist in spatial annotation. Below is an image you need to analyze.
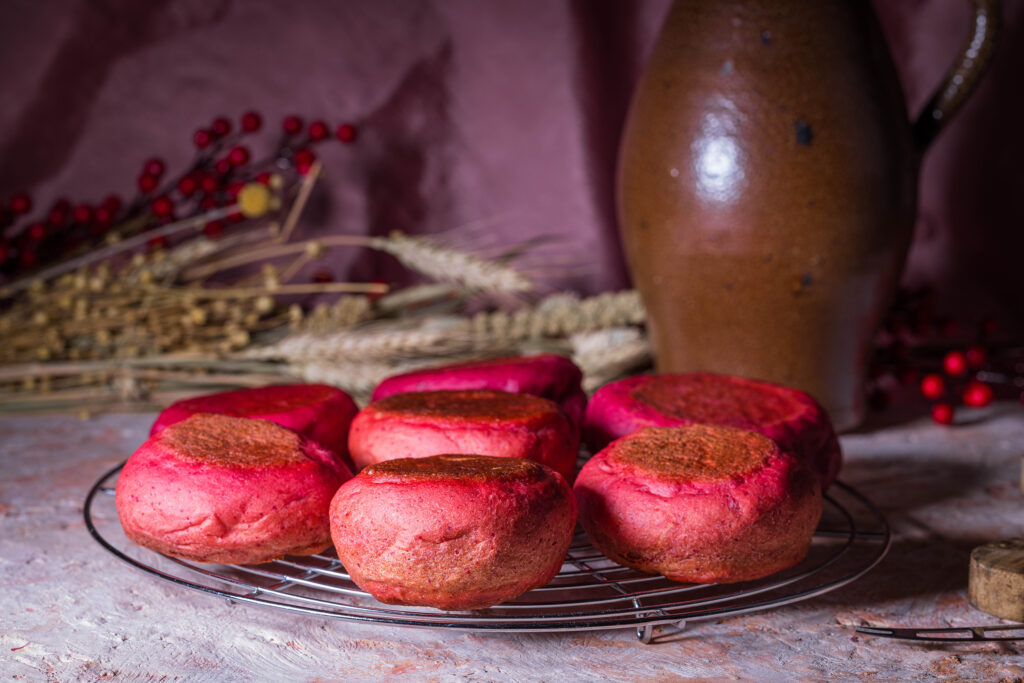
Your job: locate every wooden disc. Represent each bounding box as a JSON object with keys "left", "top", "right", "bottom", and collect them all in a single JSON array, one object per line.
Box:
[{"left": 969, "top": 538, "right": 1024, "bottom": 622}]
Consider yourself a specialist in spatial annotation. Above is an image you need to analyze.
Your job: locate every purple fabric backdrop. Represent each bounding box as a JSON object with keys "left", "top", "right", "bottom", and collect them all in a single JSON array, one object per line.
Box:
[{"left": 1, "top": 0, "right": 1021, "bottom": 326}]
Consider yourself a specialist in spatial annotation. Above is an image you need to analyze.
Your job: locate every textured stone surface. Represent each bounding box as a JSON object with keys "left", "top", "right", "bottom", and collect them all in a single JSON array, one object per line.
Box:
[{"left": 3, "top": 407, "right": 1024, "bottom": 680}]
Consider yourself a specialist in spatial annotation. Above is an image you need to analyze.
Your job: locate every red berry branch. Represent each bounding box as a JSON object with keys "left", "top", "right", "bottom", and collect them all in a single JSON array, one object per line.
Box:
[
  {"left": 868, "top": 287, "right": 1024, "bottom": 425},
  {"left": 0, "top": 111, "right": 360, "bottom": 281}
]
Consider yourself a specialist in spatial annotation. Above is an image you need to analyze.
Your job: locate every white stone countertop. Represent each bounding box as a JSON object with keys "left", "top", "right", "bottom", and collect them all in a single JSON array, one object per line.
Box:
[{"left": 3, "top": 406, "right": 1024, "bottom": 681}]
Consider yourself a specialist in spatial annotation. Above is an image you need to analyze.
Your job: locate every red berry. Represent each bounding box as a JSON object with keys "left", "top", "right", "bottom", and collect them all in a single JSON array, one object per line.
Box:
[
  {"left": 146, "top": 235, "right": 169, "bottom": 250},
  {"left": 336, "top": 123, "right": 357, "bottom": 143},
  {"left": 228, "top": 146, "right": 250, "bottom": 166},
  {"left": 211, "top": 116, "right": 232, "bottom": 137},
  {"left": 367, "top": 277, "right": 388, "bottom": 303},
  {"left": 867, "top": 362, "right": 885, "bottom": 381},
  {"left": 151, "top": 195, "right": 174, "bottom": 217},
  {"left": 931, "top": 402, "right": 955, "bottom": 425},
  {"left": 979, "top": 315, "right": 998, "bottom": 338},
  {"left": 94, "top": 207, "right": 112, "bottom": 226},
  {"left": 215, "top": 158, "right": 232, "bottom": 175},
  {"left": 193, "top": 128, "right": 213, "bottom": 149},
  {"left": 962, "top": 381, "right": 993, "bottom": 408},
  {"left": 102, "top": 194, "right": 123, "bottom": 214},
  {"left": 200, "top": 175, "right": 220, "bottom": 194},
  {"left": 19, "top": 248, "right": 37, "bottom": 268},
  {"left": 965, "top": 344, "right": 987, "bottom": 369},
  {"left": 9, "top": 192, "right": 32, "bottom": 214},
  {"left": 867, "top": 387, "right": 889, "bottom": 412},
  {"left": 294, "top": 148, "right": 316, "bottom": 174},
  {"left": 138, "top": 173, "right": 158, "bottom": 193},
  {"left": 309, "top": 120, "right": 329, "bottom": 141},
  {"left": 312, "top": 269, "right": 333, "bottom": 283},
  {"left": 255, "top": 171, "right": 272, "bottom": 185},
  {"left": 225, "top": 181, "right": 244, "bottom": 199},
  {"left": 203, "top": 220, "right": 225, "bottom": 238},
  {"left": 144, "top": 157, "right": 166, "bottom": 177},
  {"left": 920, "top": 374, "right": 945, "bottom": 400},
  {"left": 200, "top": 196, "right": 218, "bottom": 210},
  {"left": 282, "top": 115, "right": 303, "bottom": 135},
  {"left": 898, "top": 367, "right": 918, "bottom": 386},
  {"left": 27, "top": 221, "right": 46, "bottom": 241},
  {"left": 73, "top": 203, "right": 92, "bottom": 224},
  {"left": 943, "top": 350, "right": 968, "bottom": 377},
  {"left": 241, "top": 111, "right": 262, "bottom": 133},
  {"left": 177, "top": 176, "right": 198, "bottom": 197},
  {"left": 936, "top": 316, "right": 958, "bottom": 338},
  {"left": 227, "top": 210, "right": 244, "bottom": 223},
  {"left": 48, "top": 206, "right": 68, "bottom": 226}
]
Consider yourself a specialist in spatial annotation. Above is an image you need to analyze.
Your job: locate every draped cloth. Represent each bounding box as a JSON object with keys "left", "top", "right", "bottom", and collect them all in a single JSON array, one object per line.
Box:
[{"left": 0, "top": 1, "right": 1021, "bottom": 326}]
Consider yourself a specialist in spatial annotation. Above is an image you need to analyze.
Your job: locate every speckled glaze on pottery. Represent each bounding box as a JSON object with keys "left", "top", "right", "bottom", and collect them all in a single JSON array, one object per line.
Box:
[{"left": 618, "top": 0, "right": 999, "bottom": 430}]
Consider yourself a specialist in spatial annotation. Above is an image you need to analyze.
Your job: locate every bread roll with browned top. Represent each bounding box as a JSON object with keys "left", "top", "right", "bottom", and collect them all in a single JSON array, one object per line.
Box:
[
  {"left": 330, "top": 454, "right": 576, "bottom": 610},
  {"left": 584, "top": 373, "right": 842, "bottom": 488},
  {"left": 372, "top": 354, "right": 587, "bottom": 430},
  {"left": 348, "top": 390, "right": 577, "bottom": 482},
  {"left": 117, "top": 413, "right": 352, "bottom": 564},
  {"left": 574, "top": 425, "right": 821, "bottom": 584},
  {"left": 150, "top": 384, "right": 358, "bottom": 467}
]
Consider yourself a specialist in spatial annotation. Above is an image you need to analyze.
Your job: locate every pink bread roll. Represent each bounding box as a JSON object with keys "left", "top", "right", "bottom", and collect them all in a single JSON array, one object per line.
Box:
[
  {"left": 117, "top": 413, "right": 353, "bottom": 565},
  {"left": 574, "top": 425, "right": 822, "bottom": 584},
  {"left": 584, "top": 373, "right": 842, "bottom": 488},
  {"left": 349, "top": 389, "right": 578, "bottom": 482},
  {"left": 150, "top": 384, "right": 358, "bottom": 466},
  {"left": 330, "top": 454, "right": 576, "bottom": 610},
  {"left": 372, "top": 354, "right": 587, "bottom": 430}
]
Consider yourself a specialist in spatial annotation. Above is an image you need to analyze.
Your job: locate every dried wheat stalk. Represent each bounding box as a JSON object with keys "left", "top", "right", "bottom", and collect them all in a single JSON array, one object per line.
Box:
[
  {"left": 0, "top": 154, "right": 649, "bottom": 415},
  {"left": 369, "top": 232, "right": 534, "bottom": 294},
  {"left": 243, "top": 290, "right": 643, "bottom": 364},
  {"left": 569, "top": 327, "right": 653, "bottom": 392}
]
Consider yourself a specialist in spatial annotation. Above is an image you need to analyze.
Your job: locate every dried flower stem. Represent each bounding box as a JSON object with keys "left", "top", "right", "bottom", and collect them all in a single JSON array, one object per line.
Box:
[
  {"left": 276, "top": 161, "right": 321, "bottom": 244},
  {"left": 172, "top": 282, "right": 389, "bottom": 299},
  {"left": 182, "top": 235, "right": 366, "bottom": 280},
  {"left": 0, "top": 204, "right": 238, "bottom": 297}
]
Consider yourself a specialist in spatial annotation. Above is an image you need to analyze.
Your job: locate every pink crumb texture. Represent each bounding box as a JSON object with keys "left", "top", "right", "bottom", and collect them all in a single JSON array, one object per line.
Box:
[
  {"left": 574, "top": 426, "right": 822, "bottom": 584},
  {"left": 371, "top": 354, "right": 587, "bottom": 429},
  {"left": 117, "top": 415, "right": 353, "bottom": 565},
  {"left": 583, "top": 372, "right": 842, "bottom": 488},
  {"left": 149, "top": 384, "right": 359, "bottom": 465},
  {"left": 348, "top": 390, "right": 578, "bottom": 482},
  {"left": 330, "top": 455, "right": 577, "bottom": 610}
]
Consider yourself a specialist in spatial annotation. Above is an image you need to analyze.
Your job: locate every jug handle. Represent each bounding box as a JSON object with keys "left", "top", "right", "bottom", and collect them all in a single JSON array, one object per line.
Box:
[{"left": 912, "top": 0, "right": 1001, "bottom": 150}]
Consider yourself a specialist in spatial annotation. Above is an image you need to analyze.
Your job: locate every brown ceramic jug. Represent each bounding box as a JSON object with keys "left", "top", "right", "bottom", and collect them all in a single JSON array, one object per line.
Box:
[{"left": 617, "top": 0, "right": 999, "bottom": 430}]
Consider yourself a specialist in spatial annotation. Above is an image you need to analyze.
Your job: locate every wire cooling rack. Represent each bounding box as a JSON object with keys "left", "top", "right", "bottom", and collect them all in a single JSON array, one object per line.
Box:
[{"left": 85, "top": 462, "right": 890, "bottom": 642}]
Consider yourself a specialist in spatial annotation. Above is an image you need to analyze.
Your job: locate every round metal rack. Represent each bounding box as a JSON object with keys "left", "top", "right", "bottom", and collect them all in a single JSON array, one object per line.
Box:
[{"left": 85, "top": 462, "right": 890, "bottom": 642}]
